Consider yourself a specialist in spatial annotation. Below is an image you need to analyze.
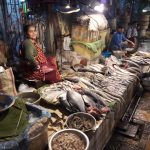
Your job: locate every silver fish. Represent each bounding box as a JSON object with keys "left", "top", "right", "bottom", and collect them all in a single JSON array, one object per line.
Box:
[{"left": 67, "top": 91, "right": 86, "bottom": 112}]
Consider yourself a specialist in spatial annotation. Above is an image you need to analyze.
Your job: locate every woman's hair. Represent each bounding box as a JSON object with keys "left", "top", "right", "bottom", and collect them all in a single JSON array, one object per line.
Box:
[{"left": 23, "top": 24, "right": 35, "bottom": 35}]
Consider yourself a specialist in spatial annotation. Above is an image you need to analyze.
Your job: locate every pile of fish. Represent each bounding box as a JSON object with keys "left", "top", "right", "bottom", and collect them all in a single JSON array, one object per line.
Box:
[
  {"left": 129, "top": 51, "right": 150, "bottom": 65},
  {"left": 38, "top": 55, "right": 142, "bottom": 120}
]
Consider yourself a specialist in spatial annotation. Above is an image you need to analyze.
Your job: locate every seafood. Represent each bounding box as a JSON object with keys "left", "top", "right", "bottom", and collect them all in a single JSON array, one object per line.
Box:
[
  {"left": 121, "top": 59, "right": 141, "bottom": 69},
  {"left": 38, "top": 87, "right": 66, "bottom": 105},
  {"left": 78, "top": 68, "right": 103, "bottom": 73},
  {"left": 82, "top": 95, "right": 97, "bottom": 107},
  {"left": 135, "top": 51, "right": 150, "bottom": 58},
  {"left": 67, "top": 91, "right": 86, "bottom": 112},
  {"left": 64, "top": 77, "right": 80, "bottom": 83},
  {"left": 110, "top": 55, "right": 122, "bottom": 65},
  {"left": 59, "top": 93, "right": 73, "bottom": 112},
  {"left": 129, "top": 56, "right": 150, "bottom": 65},
  {"left": 65, "top": 76, "right": 97, "bottom": 89},
  {"left": 126, "top": 67, "right": 141, "bottom": 75},
  {"left": 67, "top": 113, "right": 95, "bottom": 132},
  {"left": 79, "top": 78, "right": 96, "bottom": 89},
  {"left": 86, "top": 106, "right": 101, "bottom": 117},
  {"left": 51, "top": 132, "right": 85, "bottom": 150},
  {"left": 37, "top": 54, "right": 142, "bottom": 120},
  {"left": 82, "top": 89, "right": 107, "bottom": 106},
  {"left": 77, "top": 63, "right": 105, "bottom": 74}
]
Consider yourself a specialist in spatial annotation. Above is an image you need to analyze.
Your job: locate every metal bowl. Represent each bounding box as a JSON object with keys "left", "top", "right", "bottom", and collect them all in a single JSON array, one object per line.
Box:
[
  {"left": 17, "top": 92, "right": 41, "bottom": 104},
  {"left": 49, "top": 129, "right": 89, "bottom": 150},
  {"left": 66, "top": 112, "right": 96, "bottom": 132},
  {"left": 0, "top": 94, "right": 15, "bottom": 113}
]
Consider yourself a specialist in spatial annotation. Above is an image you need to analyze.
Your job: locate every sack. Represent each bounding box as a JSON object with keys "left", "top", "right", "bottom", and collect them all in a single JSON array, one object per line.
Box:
[{"left": 0, "top": 67, "right": 17, "bottom": 96}]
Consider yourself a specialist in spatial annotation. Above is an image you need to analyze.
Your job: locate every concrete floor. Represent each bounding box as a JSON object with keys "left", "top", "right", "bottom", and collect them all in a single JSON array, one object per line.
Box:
[
  {"left": 134, "top": 92, "right": 150, "bottom": 150},
  {"left": 104, "top": 92, "right": 150, "bottom": 150}
]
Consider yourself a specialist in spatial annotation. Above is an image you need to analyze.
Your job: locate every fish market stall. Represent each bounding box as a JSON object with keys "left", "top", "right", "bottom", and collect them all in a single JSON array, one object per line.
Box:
[
  {"left": 36, "top": 54, "right": 147, "bottom": 149},
  {"left": 1, "top": 0, "right": 150, "bottom": 149}
]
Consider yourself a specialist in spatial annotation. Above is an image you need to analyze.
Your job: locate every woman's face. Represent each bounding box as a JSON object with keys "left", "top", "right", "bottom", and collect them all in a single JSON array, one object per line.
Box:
[{"left": 27, "top": 26, "right": 37, "bottom": 40}]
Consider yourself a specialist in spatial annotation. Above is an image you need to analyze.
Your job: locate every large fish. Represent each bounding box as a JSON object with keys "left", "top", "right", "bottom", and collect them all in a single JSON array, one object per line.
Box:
[
  {"left": 82, "top": 95, "right": 97, "bottom": 107},
  {"left": 67, "top": 91, "right": 86, "bottom": 112},
  {"left": 59, "top": 93, "right": 73, "bottom": 112},
  {"left": 39, "top": 87, "right": 66, "bottom": 105},
  {"left": 82, "top": 89, "right": 107, "bottom": 106}
]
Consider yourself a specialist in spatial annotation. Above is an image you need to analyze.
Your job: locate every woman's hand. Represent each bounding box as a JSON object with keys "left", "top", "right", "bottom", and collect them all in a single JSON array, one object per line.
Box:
[{"left": 41, "top": 66, "right": 54, "bottom": 74}]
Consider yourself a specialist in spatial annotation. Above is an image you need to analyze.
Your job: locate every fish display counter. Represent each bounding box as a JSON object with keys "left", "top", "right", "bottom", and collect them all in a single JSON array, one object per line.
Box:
[{"left": 37, "top": 53, "right": 150, "bottom": 149}]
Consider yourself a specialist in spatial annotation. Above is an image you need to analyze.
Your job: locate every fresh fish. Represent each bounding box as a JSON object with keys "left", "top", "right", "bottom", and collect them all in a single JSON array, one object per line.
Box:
[
  {"left": 39, "top": 88, "right": 66, "bottom": 105},
  {"left": 79, "top": 78, "right": 96, "bottom": 89},
  {"left": 67, "top": 91, "right": 86, "bottom": 112},
  {"left": 82, "top": 89, "right": 107, "bottom": 106},
  {"left": 113, "top": 64, "right": 139, "bottom": 80},
  {"left": 64, "top": 77, "right": 80, "bottom": 83},
  {"left": 121, "top": 59, "right": 141, "bottom": 69},
  {"left": 59, "top": 93, "right": 73, "bottom": 112},
  {"left": 78, "top": 68, "right": 103, "bottom": 73},
  {"left": 126, "top": 67, "right": 141, "bottom": 75},
  {"left": 88, "top": 66, "right": 101, "bottom": 72},
  {"left": 82, "top": 95, "right": 97, "bottom": 107},
  {"left": 129, "top": 56, "right": 150, "bottom": 65},
  {"left": 90, "top": 89, "right": 115, "bottom": 103},
  {"left": 110, "top": 55, "right": 122, "bottom": 65}
]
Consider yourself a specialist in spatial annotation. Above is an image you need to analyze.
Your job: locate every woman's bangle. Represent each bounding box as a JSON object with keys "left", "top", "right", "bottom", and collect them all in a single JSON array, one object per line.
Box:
[{"left": 37, "top": 65, "right": 40, "bottom": 70}]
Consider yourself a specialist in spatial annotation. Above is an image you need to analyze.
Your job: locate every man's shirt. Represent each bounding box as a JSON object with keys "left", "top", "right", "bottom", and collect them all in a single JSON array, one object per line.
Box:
[
  {"left": 127, "top": 27, "right": 138, "bottom": 39},
  {"left": 110, "top": 32, "right": 127, "bottom": 50}
]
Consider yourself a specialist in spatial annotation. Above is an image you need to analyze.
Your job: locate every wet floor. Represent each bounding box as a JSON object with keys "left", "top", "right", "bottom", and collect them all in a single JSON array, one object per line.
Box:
[
  {"left": 134, "top": 92, "right": 150, "bottom": 122},
  {"left": 104, "top": 92, "right": 150, "bottom": 150}
]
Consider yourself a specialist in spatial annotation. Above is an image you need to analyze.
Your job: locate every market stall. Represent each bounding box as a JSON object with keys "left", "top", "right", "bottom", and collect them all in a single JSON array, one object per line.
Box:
[
  {"left": 1, "top": 50, "right": 150, "bottom": 149},
  {"left": 36, "top": 54, "right": 149, "bottom": 149},
  {"left": 0, "top": 0, "right": 150, "bottom": 149}
]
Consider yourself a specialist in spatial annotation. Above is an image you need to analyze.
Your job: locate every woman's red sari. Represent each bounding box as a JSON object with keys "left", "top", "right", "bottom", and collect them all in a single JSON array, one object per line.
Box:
[{"left": 24, "top": 42, "right": 61, "bottom": 83}]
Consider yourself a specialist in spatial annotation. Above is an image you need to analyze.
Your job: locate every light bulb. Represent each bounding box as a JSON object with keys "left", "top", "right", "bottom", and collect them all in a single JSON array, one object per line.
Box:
[
  {"left": 94, "top": 3, "right": 105, "bottom": 12},
  {"left": 65, "top": 4, "right": 71, "bottom": 9}
]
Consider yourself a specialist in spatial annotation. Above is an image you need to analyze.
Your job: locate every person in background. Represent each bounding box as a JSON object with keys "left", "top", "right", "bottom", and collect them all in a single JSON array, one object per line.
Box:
[
  {"left": 127, "top": 22, "right": 138, "bottom": 47},
  {"left": 109, "top": 25, "right": 135, "bottom": 52},
  {"left": 20, "top": 24, "right": 61, "bottom": 83}
]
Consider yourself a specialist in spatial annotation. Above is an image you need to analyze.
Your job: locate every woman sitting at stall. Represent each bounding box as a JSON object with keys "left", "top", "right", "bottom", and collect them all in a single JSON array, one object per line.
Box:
[{"left": 20, "top": 24, "right": 61, "bottom": 83}]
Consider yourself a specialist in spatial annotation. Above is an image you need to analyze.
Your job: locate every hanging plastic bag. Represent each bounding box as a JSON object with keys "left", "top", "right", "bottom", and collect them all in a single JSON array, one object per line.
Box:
[{"left": 0, "top": 67, "right": 17, "bottom": 96}]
